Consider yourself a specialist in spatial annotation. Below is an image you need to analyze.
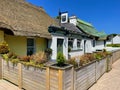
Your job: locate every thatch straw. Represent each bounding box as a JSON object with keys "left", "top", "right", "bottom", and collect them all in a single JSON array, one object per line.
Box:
[{"left": 0, "top": 0, "right": 58, "bottom": 38}]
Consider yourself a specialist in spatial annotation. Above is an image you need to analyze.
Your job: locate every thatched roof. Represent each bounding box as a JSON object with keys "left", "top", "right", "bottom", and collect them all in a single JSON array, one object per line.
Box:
[{"left": 0, "top": 0, "right": 58, "bottom": 38}]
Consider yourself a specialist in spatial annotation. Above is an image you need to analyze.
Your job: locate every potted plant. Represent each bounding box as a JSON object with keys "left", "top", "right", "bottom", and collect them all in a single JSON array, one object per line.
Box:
[
  {"left": 45, "top": 48, "right": 52, "bottom": 60},
  {"left": 56, "top": 52, "right": 66, "bottom": 67}
]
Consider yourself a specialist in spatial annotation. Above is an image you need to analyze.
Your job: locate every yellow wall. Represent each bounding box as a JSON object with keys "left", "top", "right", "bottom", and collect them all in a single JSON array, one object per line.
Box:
[
  {"left": 4, "top": 34, "right": 47, "bottom": 56},
  {"left": 36, "top": 37, "right": 47, "bottom": 52},
  {"left": 0, "top": 30, "right": 4, "bottom": 42},
  {"left": 5, "top": 34, "right": 27, "bottom": 56}
]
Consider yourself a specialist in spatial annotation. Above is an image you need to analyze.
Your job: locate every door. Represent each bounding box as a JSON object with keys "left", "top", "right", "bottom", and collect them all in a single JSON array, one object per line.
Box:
[{"left": 57, "top": 39, "right": 64, "bottom": 54}]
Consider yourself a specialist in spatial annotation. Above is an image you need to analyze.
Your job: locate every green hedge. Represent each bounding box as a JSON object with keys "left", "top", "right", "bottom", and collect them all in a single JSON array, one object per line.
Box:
[{"left": 107, "top": 44, "right": 120, "bottom": 47}]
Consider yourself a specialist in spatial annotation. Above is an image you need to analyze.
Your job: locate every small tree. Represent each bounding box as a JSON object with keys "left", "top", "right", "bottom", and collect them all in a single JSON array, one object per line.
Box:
[{"left": 57, "top": 52, "right": 66, "bottom": 66}]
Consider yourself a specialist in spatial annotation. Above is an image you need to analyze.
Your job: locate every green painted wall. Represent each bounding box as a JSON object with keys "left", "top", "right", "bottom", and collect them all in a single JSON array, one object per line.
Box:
[
  {"left": 35, "top": 37, "right": 47, "bottom": 52},
  {"left": 5, "top": 34, "right": 27, "bottom": 56},
  {"left": 0, "top": 30, "right": 4, "bottom": 42}
]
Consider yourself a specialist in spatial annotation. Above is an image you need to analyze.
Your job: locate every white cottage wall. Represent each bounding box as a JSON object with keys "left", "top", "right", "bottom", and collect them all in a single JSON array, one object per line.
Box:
[
  {"left": 50, "top": 35, "right": 68, "bottom": 60},
  {"left": 95, "top": 41, "right": 105, "bottom": 50}
]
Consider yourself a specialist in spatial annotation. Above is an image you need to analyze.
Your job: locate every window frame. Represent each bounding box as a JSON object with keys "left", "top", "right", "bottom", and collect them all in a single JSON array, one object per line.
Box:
[{"left": 27, "top": 38, "right": 36, "bottom": 55}]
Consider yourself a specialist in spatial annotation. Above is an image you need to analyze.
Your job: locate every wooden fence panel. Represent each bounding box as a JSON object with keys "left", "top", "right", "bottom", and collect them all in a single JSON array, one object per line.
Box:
[
  {"left": 112, "top": 50, "right": 120, "bottom": 63},
  {"left": 49, "top": 68, "right": 59, "bottom": 90},
  {"left": 0, "top": 57, "right": 2, "bottom": 79},
  {"left": 2, "top": 60, "right": 19, "bottom": 85},
  {"left": 64, "top": 68, "right": 73, "bottom": 90},
  {"left": 22, "top": 66, "right": 47, "bottom": 90},
  {"left": 75, "top": 62, "right": 96, "bottom": 90},
  {"left": 96, "top": 59, "right": 106, "bottom": 80}
]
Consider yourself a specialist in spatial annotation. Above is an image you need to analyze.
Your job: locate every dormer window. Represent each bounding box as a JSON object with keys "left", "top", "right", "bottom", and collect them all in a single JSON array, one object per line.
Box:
[
  {"left": 61, "top": 12, "right": 68, "bottom": 23},
  {"left": 62, "top": 15, "right": 66, "bottom": 22}
]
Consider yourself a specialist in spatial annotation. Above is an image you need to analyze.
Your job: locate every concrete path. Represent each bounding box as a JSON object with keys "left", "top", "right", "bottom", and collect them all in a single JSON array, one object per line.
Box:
[
  {"left": 89, "top": 59, "right": 120, "bottom": 90},
  {"left": 0, "top": 80, "right": 20, "bottom": 90}
]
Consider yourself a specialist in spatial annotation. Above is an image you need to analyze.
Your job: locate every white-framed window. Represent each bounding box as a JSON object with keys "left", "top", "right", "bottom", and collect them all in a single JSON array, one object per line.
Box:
[
  {"left": 61, "top": 15, "right": 66, "bottom": 22},
  {"left": 77, "top": 39, "right": 81, "bottom": 49},
  {"left": 61, "top": 13, "right": 68, "bottom": 23},
  {"left": 27, "top": 38, "right": 35, "bottom": 55}
]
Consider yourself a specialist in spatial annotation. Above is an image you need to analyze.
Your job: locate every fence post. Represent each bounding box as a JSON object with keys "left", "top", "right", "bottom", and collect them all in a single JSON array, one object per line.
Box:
[
  {"left": 18, "top": 63, "right": 22, "bottom": 89},
  {"left": 71, "top": 67, "right": 74, "bottom": 90},
  {"left": 59, "top": 69, "right": 63, "bottom": 90},
  {"left": 46, "top": 67, "right": 50, "bottom": 90},
  {"left": 0, "top": 56, "right": 2, "bottom": 79}
]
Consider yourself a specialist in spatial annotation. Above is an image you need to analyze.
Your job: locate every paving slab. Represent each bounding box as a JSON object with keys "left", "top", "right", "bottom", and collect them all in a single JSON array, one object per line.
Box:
[{"left": 0, "top": 80, "right": 20, "bottom": 90}]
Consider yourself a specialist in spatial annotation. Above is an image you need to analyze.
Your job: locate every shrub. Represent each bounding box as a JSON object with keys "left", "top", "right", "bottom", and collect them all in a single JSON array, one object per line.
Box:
[
  {"left": 7, "top": 52, "right": 17, "bottom": 60},
  {"left": 45, "top": 48, "right": 52, "bottom": 60},
  {"left": 107, "top": 44, "right": 120, "bottom": 47},
  {"left": 67, "top": 57, "right": 78, "bottom": 68},
  {"left": 2, "top": 54, "right": 8, "bottom": 60},
  {"left": 57, "top": 52, "right": 66, "bottom": 66},
  {"left": 19, "top": 55, "right": 31, "bottom": 62},
  {"left": 33, "top": 51, "right": 47, "bottom": 64},
  {"left": 0, "top": 42, "right": 9, "bottom": 54},
  {"left": 45, "top": 48, "right": 52, "bottom": 55}
]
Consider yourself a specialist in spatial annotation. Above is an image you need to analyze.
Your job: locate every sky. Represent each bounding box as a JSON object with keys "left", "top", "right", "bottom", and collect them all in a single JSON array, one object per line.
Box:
[{"left": 27, "top": 0, "right": 120, "bottom": 34}]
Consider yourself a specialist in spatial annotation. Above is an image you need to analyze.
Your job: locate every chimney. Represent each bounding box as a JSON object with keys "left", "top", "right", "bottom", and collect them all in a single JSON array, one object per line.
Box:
[
  {"left": 61, "top": 12, "right": 68, "bottom": 23},
  {"left": 69, "top": 16, "right": 77, "bottom": 26}
]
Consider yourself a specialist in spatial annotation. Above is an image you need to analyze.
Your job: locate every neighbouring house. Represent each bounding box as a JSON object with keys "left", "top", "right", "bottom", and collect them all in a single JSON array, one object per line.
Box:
[
  {"left": 0, "top": 0, "right": 58, "bottom": 56},
  {"left": 107, "top": 34, "right": 120, "bottom": 44}
]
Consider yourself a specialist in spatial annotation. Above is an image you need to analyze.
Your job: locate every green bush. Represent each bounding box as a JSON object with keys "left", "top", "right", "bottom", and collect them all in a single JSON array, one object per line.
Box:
[
  {"left": 57, "top": 52, "right": 66, "bottom": 66},
  {"left": 107, "top": 44, "right": 120, "bottom": 47}
]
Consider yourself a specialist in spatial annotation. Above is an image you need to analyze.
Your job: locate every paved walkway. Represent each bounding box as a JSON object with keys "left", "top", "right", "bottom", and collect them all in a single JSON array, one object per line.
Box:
[
  {"left": 89, "top": 59, "right": 120, "bottom": 90},
  {"left": 0, "top": 80, "right": 20, "bottom": 90}
]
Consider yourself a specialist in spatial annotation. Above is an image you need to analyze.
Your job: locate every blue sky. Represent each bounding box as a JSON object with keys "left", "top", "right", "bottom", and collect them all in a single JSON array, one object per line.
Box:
[{"left": 27, "top": 0, "right": 120, "bottom": 34}]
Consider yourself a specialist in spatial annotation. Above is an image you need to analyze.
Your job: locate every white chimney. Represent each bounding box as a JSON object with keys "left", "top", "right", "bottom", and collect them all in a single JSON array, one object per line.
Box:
[
  {"left": 61, "top": 12, "right": 68, "bottom": 23},
  {"left": 69, "top": 16, "right": 77, "bottom": 26}
]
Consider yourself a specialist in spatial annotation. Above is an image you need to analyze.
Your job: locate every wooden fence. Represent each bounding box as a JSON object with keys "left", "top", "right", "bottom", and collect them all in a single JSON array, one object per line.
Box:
[
  {"left": 112, "top": 50, "right": 120, "bottom": 63},
  {"left": 0, "top": 49, "right": 120, "bottom": 90}
]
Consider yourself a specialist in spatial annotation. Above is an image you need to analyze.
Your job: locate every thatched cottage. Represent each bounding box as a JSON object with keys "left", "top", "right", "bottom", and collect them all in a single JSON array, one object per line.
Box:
[
  {"left": 0, "top": 0, "right": 108, "bottom": 60},
  {"left": 0, "top": 0, "right": 58, "bottom": 56}
]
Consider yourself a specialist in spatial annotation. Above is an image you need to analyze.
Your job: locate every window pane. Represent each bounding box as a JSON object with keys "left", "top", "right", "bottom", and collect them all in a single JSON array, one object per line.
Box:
[
  {"left": 27, "top": 38, "right": 34, "bottom": 55},
  {"left": 68, "top": 38, "right": 73, "bottom": 49},
  {"left": 77, "top": 39, "right": 81, "bottom": 48},
  {"left": 62, "top": 15, "right": 66, "bottom": 22},
  {"left": 27, "top": 39, "right": 34, "bottom": 46}
]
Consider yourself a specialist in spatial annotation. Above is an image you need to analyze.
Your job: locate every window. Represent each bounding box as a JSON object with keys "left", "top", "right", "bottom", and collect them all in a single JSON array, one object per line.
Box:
[
  {"left": 77, "top": 39, "right": 81, "bottom": 49},
  {"left": 61, "top": 15, "right": 66, "bottom": 22},
  {"left": 68, "top": 38, "right": 74, "bottom": 49},
  {"left": 93, "top": 40, "right": 96, "bottom": 47},
  {"left": 27, "top": 38, "right": 35, "bottom": 55},
  {"left": 57, "top": 39, "right": 64, "bottom": 53}
]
